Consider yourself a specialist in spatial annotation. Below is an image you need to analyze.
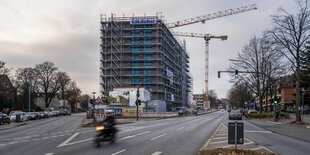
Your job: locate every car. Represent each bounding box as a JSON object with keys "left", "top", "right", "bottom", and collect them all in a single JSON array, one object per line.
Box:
[
  {"left": 9, "top": 110, "right": 22, "bottom": 117},
  {"left": 47, "top": 112, "right": 53, "bottom": 117},
  {"left": 65, "top": 109, "right": 71, "bottom": 115},
  {"left": 10, "top": 112, "right": 28, "bottom": 122},
  {"left": 229, "top": 110, "right": 242, "bottom": 120},
  {"left": 39, "top": 112, "right": 48, "bottom": 118},
  {"left": 0, "top": 113, "right": 11, "bottom": 125},
  {"left": 58, "top": 109, "right": 65, "bottom": 116},
  {"left": 26, "top": 112, "right": 40, "bottom": 120},
  {"left": 51, "top": 111, "right": 59, "bottom": 117}
]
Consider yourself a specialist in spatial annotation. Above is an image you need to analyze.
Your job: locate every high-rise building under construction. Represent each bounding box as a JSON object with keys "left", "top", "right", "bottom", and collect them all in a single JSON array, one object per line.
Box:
[{"left": 100, "top": 14, "right": 191, "bottom": 110}]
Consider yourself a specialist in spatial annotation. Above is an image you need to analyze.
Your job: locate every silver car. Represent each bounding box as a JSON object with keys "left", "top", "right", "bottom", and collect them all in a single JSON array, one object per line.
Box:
[{"left": 10, "top": 112, "right": 28, "bottom": 122}]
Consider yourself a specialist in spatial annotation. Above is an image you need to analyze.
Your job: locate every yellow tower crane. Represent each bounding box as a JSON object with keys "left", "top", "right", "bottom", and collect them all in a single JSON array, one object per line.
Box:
[
  {"left": 173, "top": 32, "right": 227, "bottom": 109},
  {"left": 166, "top": 4, "right": 256, "bottom": 109}
]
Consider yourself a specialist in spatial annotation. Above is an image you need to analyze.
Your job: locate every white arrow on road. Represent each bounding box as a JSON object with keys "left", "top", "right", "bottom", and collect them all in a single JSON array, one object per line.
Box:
[{"left": 57, "top": 132, "right": 79, "bottom": 147}]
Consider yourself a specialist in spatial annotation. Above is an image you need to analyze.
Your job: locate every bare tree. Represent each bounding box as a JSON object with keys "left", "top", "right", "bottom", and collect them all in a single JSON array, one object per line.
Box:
[
  {"left": 14, "top": 68, "right": 38, "bottom": 111},
  {"left": 0, "top": 61, "right": 10, "bottom": 75},
  {"left": 35, "top": 62, "right": 62, "bottom": 108},
  {"left": 227, "top": 82, "right": 254, "bottom": 109},
  {"left": 230, "top": 34, "right": 286, "bottom": 116},
  {"left": 57, "top": 72, "right": 71, "bottom": 100},
  {"left": 208, "top": 89, "right": 218, "bottom": 108},
  {"left": 269, "top": 0, "right": 310, "bottom": 121},
  {"left": 65, "top": 81, "right": 81, "bottom": 111}
]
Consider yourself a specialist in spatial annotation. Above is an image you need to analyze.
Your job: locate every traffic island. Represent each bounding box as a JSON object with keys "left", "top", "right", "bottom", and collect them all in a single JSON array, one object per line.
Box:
[{"left": 198, "top": 148, "right": 277, "bottom": 155}]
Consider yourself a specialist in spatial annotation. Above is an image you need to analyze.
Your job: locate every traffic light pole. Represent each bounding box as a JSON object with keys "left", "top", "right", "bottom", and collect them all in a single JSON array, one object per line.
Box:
[
  {"left": 218, "top": 70, "right": 279, "bottom": 120},
  {"left": 136, "top": 79, "right": 148, "bottom": 121}
]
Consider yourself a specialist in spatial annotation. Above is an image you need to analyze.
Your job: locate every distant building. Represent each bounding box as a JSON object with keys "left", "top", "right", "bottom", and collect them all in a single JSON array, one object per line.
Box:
[
  {"left": 0, "top": 75, "right": 17, "bottom": 112},
  {"left": 99, "top": 14, "right": 191, "bottom": 111}
]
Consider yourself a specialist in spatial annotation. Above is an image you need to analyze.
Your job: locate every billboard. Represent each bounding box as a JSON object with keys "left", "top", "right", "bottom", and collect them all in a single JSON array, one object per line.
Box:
[{"left": 130, "top": 17, "right": 156, "bottom": 25}]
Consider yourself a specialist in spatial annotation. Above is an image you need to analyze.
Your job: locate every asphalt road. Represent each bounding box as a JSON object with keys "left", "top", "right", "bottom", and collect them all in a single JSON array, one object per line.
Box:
[
  {"left": 1, "top": 111, "right": 310, "bottom": 155},
  {"left": 0, "top": 112, "right": 226, "bottom": 155},
  {"left": 221, "top": 115, "right": 310, "bottom": 155}
]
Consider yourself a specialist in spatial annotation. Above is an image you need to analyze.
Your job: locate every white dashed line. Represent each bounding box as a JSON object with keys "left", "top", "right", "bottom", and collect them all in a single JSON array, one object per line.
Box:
[
  {"left": 46, "top": 153, "right": 54, "bottom": 155},
  {"left": 150, "top": 134, "right": 167, "bottom": 141},
  {"left": 9, "top": 142, "right": 18, "bottom": 145},
  {"left": 176, "top": 127, "right": 185, "bottom": 131},
  {"left": 33, "top": 138, "right": 40, "bottom": 141},
  {"left": 111, "top": 149, "right": 126, "bottom": 155},
  {"left": 213, "top": 137, "right": 226, "bottom": 140},
  {"left": 152, "top": 151, "right": 162, "bottom": 155}
]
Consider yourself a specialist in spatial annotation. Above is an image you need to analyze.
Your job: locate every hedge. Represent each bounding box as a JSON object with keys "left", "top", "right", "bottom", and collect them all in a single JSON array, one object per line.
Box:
[{"left": 248, "top": 112, "right": 289, "bottom": 118}]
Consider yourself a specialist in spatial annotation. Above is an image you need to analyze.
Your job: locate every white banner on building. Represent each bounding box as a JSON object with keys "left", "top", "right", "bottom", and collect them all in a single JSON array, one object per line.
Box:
[{"left": 130, "top": 17, "right": 157, "bottom": 25}]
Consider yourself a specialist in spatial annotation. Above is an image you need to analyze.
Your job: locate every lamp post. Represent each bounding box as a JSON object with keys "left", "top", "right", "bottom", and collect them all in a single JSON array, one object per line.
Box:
[{"left": 28, "top": 80, "right": 33, "bottom": 112}]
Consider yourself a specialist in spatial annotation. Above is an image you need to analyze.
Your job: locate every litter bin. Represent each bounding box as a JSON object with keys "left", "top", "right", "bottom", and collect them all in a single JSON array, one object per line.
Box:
[{"left": 16, "top": 114, "right": 21, "bottom": 122}]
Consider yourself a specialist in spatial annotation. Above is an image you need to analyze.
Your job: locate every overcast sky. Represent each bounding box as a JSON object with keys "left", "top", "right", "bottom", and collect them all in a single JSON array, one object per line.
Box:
[{"left": 0, "top": 0, "right": 298, "bottom": 98}]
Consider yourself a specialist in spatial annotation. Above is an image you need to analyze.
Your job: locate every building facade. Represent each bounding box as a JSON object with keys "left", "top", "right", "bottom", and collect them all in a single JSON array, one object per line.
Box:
[{"left": 100, "top": 15, "right": 191, "bottom": 111}]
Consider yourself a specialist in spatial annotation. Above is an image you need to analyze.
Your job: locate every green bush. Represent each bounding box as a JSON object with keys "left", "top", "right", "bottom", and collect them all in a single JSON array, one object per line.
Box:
[{"left": 248, "top": 112, "right": 289, "bottom": 119}]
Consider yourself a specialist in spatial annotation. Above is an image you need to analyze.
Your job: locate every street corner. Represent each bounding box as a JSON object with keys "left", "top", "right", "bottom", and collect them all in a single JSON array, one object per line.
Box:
[{"left": 200, "top": 123, "right": 275, "bottom": 154}]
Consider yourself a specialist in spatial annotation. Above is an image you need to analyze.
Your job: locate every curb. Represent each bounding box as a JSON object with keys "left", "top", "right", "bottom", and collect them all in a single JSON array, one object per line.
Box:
[{"left": 0, "top": 122, "right": 26, "bottom": 131}]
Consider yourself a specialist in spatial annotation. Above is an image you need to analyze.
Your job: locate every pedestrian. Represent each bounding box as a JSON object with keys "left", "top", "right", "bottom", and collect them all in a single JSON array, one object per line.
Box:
[{"left": 275, "top": 108, "right": 280, "bottom": 122}]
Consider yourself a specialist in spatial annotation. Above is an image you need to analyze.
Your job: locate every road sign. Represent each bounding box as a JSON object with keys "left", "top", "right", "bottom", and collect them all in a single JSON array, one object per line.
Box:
[
  {"left": 228, "top": 122, "right": 244, "bottom": 145},
  {"left": 94, "top": 97, "right": 103, "bottom": 104}
]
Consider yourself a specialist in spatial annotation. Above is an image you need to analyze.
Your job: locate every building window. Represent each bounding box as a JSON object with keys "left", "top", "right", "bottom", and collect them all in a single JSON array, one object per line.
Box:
[
  {"left": 131, "top": 69, "right": 141, "bottom": 75},
  {"left": 144, "top": 38, "right": 152, "bottom": 43},
  {"left": 144, "top": 45, "right": 152, "bottom": 51},
  {"left": 132, "top": 30, "right": 142, "bottom": 36},
  {"left": 131, "top": 46, "right": 141, "bottom": 51},
  {"left": 144, "top": 53, "right": 152, "bottom": 59},
  {"left": 132, "top": 38, "right": 140, "bottom": 44},
  {"left": 144, "top": 61, "right": 152, "bottom": 66},
  {"left": 144, "top": 69, "right": 152, "bottom": 75},
  {"left": 144, "top": 30, "right": 152, "bottom": 36},
  {"left": 131, "top": 62, "right": 141, "bottom": 66}
]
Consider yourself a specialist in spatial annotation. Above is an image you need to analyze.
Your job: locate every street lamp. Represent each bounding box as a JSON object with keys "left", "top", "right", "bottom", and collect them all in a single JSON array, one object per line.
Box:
[{"left": 28, "top": 80, "right": 33, "bottom": 112}]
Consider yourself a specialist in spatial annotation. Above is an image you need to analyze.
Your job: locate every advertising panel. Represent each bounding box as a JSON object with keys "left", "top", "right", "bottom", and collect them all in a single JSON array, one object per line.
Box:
[{"left": 130, "top": 17, "right": 156, "bottom": 25}]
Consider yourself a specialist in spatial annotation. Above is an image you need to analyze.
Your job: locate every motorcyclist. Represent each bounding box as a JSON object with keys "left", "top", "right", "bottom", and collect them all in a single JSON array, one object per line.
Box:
[{"left": 98, "top": 110, "right": 116, "bottom": 139}]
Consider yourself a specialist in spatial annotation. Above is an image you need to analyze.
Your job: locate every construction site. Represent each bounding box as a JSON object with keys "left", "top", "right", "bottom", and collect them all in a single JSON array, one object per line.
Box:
[{"left": 99, "top": 4, "right": 257, "bottom": 112}]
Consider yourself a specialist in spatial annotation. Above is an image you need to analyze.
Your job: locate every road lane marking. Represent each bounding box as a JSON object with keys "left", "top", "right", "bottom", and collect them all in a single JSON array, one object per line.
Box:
[
  {"left": 250, "top": 147, "right": 263, "bottom": 151},
  {"left": 27, "top": 130, "right": 37, "bottom": 135},
  {"left": 150, "top": 134, "right": 167, "bottom": 141},
  {"left": 46, "top": 153, "right": 54, "bottom": 155},
  {"left": 33, "top": 138, "right": 40, "bottom": 141},
  {"left": 136, "top": 131, "right": 151, "bottom": 136},
  {"left": 152, "top": 151, "right": 162, "bottom": 155},
  {"left": 0, "top": 144, "right": 7, "bottom": 146},
  {"left": 9, "top": 142, "right": 18, "bottom": 145},
  {"left": 57, "top": 133, "right": 79, "bottom": 147},
  {"left": 210, "top": 140, "right": 227, "bottom": 144},
  {"left": 120, "top": 131, "right": 151, "bottom": 140},
  {"left": 224, "top": 114, "right": 228, "bottom": 120},
  {"left": 42, "top": 137, "right": 49, "bottom": 139},
  {"left": 244, "top": 130, "right": 272, "bottom": 133},
  {"left": 200, "top": 123, "right": 224, "bottom": 150},
  {"left": 176, "top": 127, "right": 185, "bottom": 131},
  {"left": 212, "top": 137, "right": 226, "bottom": 140},
  {"left": 111, "top": 149, "right": 126, "bottom": 155}
]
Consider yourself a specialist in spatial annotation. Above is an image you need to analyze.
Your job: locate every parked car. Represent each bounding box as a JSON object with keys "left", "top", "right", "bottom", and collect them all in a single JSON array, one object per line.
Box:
[
  {"left": 9, "top": 110, "right": 22, "bottom": 117},
  {"left": 10, "top": 112, "right": 28, "bottom": 122},
  {"left": 47, "top": 112, "right": 53, "bottom": 118},
  {"left": 51, "top": 111, "right": 59, "bottom": 117},
  {"left": 0, "top": 113, "right": 11, "bottom": 125},
  {"left": 65, "top": 109, "right": 71, "bottom": 115},
  {"left": 58, "top": 110, "right": 65, "bottom": 116},
  {"left": 39, "top": 112, "right": 48, "bottom": 118},
  {"left": 229, "top": 110, "right": 242, "bottom": 120},
  {"left": 26, "top": 112, "right": 40, "bottom": 120}
]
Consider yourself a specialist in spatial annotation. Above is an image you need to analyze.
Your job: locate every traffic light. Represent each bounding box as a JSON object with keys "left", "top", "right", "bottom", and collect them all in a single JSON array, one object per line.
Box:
[
  {"left": 273, "top": 100, "right": 278, "bottom": 104},
  {"left": 235, "top": 70, "right": 239, "bottom": 77},
  {"left": 218, "top": 71, "right": 221, "bottom": 78}
]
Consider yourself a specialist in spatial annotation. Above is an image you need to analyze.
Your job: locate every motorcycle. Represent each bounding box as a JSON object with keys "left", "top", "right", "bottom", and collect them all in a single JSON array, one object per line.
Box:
[{"left": 94, "top": 125, "right": 117, "bottom": 147}]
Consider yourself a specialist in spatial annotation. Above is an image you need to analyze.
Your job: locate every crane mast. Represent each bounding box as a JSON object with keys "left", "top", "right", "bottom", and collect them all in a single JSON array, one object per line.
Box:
[{"left": 173, "top": 32, "right": 227, "bottom": 109}]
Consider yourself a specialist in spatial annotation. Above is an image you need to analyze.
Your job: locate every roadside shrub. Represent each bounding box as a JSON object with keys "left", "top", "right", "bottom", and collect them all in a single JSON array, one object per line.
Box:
[{"left": 248, "top": 112, "right": 289, "bottom": 119}]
